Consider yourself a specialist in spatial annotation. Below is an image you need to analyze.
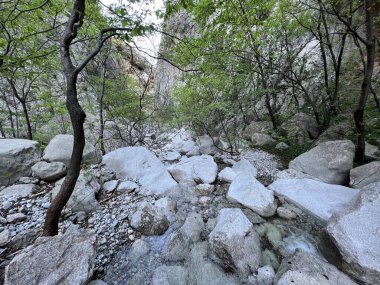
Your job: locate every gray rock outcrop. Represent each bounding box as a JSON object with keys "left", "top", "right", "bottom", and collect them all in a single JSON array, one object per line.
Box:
[
  {"left": 4, "top": 231, "right": 97, "bottom": 285},
  {"left": 164, "top": 212, "right": 204, "bottom": 261}
]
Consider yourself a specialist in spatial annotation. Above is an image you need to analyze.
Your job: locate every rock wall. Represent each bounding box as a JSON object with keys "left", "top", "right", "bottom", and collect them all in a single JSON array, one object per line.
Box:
[{"left": 154, "top": 9, "right": 198, "bottom": 106}]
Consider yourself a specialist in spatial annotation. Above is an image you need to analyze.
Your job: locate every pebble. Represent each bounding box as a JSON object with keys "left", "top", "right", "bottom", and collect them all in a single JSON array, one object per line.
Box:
[{"left": 277, "top": 207, "right": 297, "bottom": 220}]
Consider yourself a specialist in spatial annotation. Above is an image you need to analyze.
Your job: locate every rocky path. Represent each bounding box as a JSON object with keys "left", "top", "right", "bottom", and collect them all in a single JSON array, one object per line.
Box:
[{"left": 0, "top": 130, "right": 379, "bottom": 285}]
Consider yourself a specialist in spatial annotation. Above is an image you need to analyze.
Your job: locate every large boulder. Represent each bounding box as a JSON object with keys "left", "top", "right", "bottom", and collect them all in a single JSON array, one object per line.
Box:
[
  {"left": 187, "top": 242, "right": 239, "bottom": 285},
  {"left": 281, "top": 112, "right": 320, "bottom": 143},
  {"left": 4, "top": 231, "right": 97, "bottom": 285},
  {"left": 43, "top": 134, "right": 102, "bottom": 166},
  {"left": 327, "top": 182, "right": 380, "bottom": 284},
  {"left": 31, "top": 161, "right": 67, "bottom": 182},
  {"left": 350, "top": 161, "right": 380, "bottom": 189},
  {"left": 274, "top": 250, "right": 357, "bottom": 285},
  {"left": 196, "top": 135, "right": 220, "bottom": 155},
  {"left": 52, "top": 171, "right": 101, "bottom": 213},
  {"left": 227, "top": 173, "right": 276, "bottom": 217},
  {"left": 152, "top": 265, "right": 188, "bottom": 285},
  {"left": 102, "top": 147, "right": 177, "bottom": 196},
  {"left": 289, "top": 140, "right": 355, "bottom": 185},
  {"left": 268, "top": 178, "right": 359, "bottom": 224},
  {"left": 130, "top": 202, "right": 169, "bottom": 236},
  {"left": 250, "top": 133, "right": 276, "bottom": 147},
  {"left": 209, "top": 208, "right": 261, "bottom": 277},
  {"left": 365, "top": 142, "right": 380, "bottom": 161},
  {"left": 168, "top": 155, "right": 218, "bottom": 184},
  {"left": 242, "top": 121, "right": 272, "bottom": 140},
  {"left": 164, "top": 212, "right": 204, "bottom": 261},
  {"left": 316, "top": 121, "right": 355, "bottom": 144},
  {"left": 0, "top": 139, "right": 41, "bottom": 186}
]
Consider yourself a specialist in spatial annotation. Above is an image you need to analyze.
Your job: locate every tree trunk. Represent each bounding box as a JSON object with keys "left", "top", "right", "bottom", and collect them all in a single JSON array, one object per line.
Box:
[
  {"left": 99, "top": 61, "right": 107, "bottom": 155},
  {"left": 43, "top": 76, "right": 86, "bottom": 236},
  {"left": 21, "top": 101, "right": 33, "bottom": 140},
  {"left": 354, "top": 0, "right": 375, "bottom": 164}
]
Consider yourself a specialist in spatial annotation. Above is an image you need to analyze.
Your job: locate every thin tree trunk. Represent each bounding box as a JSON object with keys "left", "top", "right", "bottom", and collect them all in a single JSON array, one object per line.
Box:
[
  {"left": 43, "top": 76, "right": 86, "bottom": 236},
  {"left": 21, "top": 101, "right": 32, "bottom": 140},
  {"left": 354, "top": 0, "right": 375, "bottom": 164},
  {"left": 99, "top": 61, "right": 107, "bottom": 155}
]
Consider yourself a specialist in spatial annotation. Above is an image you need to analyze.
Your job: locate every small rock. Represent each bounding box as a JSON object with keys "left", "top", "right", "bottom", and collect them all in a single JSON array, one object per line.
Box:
[
  {"left": 7, "top": 213, "right": 27, "bottom": 224},
  {"left": 130, "top": 202, "right": 169, "bottom": 236},
  {"left": 218, "top": 167, "right": 237, "bottom": 183},
  {"left": 0, "top": 229, "right": 10, "bottom": 246},
  {"left": 31, "top": 161, "right": 67, "bottom": 181},
  {"left": 277, "top": 207, "right": 297, "bottom": 219},
  {"left": 195, "top": 184, "right": 215, "bottom": 195},
  {"left": 275, "top": 142, "right": 289, "bottom": 150},
  {"left": 257, "top": 265, "right": 275, "bottom": 285},
  {"left": 117, "top": 180, "right": 139, "bottom": 193},
  {"left": 103, "top": 180, "right": 119, "bottom": 193},
  {"left": 162, "top": 151, "right": 181, "bottom": 161},
  {"left": 199, "top": 196, "right": 212, "bottom": 205}
]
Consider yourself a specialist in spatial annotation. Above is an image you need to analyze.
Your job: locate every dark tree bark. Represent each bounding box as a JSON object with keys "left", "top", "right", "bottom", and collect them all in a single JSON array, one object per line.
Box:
[
  {"left": 43, "top": 0, "right": 87, "bottom": 236},
  {"left": 354, "top": 0, "right": 375, "bottom": 164},
  {"left": 99, "top": 58, "right": 107, "bottom": 155}
]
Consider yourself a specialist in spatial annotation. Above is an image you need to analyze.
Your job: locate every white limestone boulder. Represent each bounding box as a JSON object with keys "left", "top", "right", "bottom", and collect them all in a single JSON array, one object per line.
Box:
[
  {"left": 327, "top": 182, "right": 380, "bottom": 284},
  {"left": 43, "top": 134, "right": 102, "bottom": 166},
  {"left": 209, "top": 208, "right": 261, "bottom": 277},
  {"left": 168, "top": 155, "right": 218, "bottom": 184},
  {"left": 227, "top": 173, "right": 276, "bottom": 217},
  {"left": 102, "top": 147, "right": 177, "bottom": 196},
  {"left": 289, "top": 140, "right": 355, "bottom": 185},
  {"left": 268, "top": 178, "right": 359, "bottom": 224}
]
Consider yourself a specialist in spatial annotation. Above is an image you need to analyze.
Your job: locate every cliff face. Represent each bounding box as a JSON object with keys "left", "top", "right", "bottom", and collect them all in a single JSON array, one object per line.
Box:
[{"left": 154, "top": 9, "right": 198, "bottom": 105}]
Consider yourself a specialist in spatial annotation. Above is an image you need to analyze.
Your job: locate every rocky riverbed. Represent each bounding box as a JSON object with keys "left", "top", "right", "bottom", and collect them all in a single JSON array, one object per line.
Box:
[{"left": 0, "top": 130, "right": 379, "bottom": 285}]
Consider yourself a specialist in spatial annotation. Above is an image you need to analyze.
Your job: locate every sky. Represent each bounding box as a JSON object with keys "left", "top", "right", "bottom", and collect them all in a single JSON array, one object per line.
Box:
[{"left": 100, "top": 0, "right": 165, "bottom": 61}]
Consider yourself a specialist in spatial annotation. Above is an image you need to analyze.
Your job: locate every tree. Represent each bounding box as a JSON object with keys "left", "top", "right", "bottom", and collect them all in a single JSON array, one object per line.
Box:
[{"left": 43, "top": 0, "right": 153, "bottom": 236}]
